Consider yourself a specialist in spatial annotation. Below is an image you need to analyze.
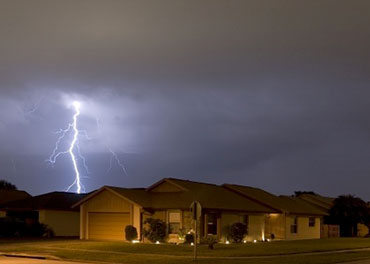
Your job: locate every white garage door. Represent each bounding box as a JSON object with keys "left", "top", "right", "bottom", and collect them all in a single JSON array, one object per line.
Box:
[{"left": 88, "top": 212, "right": 130, "bottom": 240}]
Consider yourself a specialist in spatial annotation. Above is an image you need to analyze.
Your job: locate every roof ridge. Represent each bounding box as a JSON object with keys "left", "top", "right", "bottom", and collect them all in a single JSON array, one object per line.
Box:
[
  {"left": 224, "top": 183, "right": 279, "bottom": 197},
  {"left": 167, "top": 177, "right": 221, "bottom": 187},
  {"left": 108, "top": 186, "right": 146, "bottom": 190}
]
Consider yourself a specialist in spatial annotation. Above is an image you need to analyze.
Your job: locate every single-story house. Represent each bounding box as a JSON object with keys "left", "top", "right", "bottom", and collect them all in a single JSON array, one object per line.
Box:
[
  {"left": 0, "top": 191, "right": 85, "bottom": 236},
  {"left": 223, "top": 184, "right": 327, "bottom": 240},
  {"left": 0, "top": 189, "right": 31, "bottom": 217},
  {"left": 74, "top": 178, "right": 278, "bottom": 242}
]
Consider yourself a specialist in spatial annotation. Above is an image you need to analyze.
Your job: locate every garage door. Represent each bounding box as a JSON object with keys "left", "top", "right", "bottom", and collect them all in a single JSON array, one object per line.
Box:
[{"left": 88, "top": 212, "right": 130, "bottom": 240}]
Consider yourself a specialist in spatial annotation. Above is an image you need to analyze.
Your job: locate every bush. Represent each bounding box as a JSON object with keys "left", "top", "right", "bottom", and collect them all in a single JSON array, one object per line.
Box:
[
  {"left": 228, "top": 222, "right": 248, "bottom": 243},
  {"left": 0, "top": 219, "right": 52, "bottom": 238},
  {"left": 143, "top": 218, "right": 167, "bottom": 243},
  {"left": 125, "top": 225, "right": 138, "bottom": 241},
  {"left": 185, "top": 233, "right": 194, "bottom": 244},
  {"left": 200, "top": 235, "right": 218, "bottom": 249}
]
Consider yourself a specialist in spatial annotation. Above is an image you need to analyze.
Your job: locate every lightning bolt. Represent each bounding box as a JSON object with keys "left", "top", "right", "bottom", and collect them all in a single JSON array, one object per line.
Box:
[
  {"left": 47, "top": 101, "right": 87, "bottom": 193},
  {"left": 96, "top": 117, "right": 129, "bottom": 177},
  {"left": 107, "top": 148, "right": 129, "bottom": 176},
  {"left": 23, "top": 96, "right": 44, "bottom": 117}
]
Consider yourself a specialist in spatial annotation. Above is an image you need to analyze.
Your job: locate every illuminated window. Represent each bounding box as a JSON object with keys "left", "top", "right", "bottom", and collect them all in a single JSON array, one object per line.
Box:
[
  {"left": 290, "top": 216, "right": 298, "bottom": 234},
  {"left": 309, "top": 217, "right": 315, "bottom": 227},
  {"left": 168, "top": 211, "right": 181, "bottom": 234}
]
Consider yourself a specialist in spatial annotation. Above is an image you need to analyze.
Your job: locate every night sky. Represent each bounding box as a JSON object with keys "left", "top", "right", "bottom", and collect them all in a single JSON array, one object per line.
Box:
[{"left": 1, "top": 0, "right": 370, "bottom": 199}]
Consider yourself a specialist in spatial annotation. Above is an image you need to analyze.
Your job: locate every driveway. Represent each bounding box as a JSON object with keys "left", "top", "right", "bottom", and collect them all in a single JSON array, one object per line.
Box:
[{"left": 0, "top": 256, "right": 91, "bottom": 264}]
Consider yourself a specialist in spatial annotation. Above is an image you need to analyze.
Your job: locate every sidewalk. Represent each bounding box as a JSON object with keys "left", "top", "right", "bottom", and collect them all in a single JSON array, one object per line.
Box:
[{"left": 0, "top": 256, "right": 91, "bottom": 264}]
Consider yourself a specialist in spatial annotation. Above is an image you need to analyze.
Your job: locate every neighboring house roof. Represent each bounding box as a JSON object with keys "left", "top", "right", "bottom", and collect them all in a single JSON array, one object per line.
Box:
[
  {"left": 0, "top": 191, "right": 86, "bottom": 212},
  {"left": 278, "top": 196, "right": 328, "bottom": 216},
  {"left": 296, "top": 193, "right": 334, "bottom": 212},
  {"left": 0, "top": 190, "right": 31, "bottom": 205},
  {"left": 75, "top": 178, "right": 278, "bottom": 213},
  {"left": 223, "top": 184, "right": 327, "bottom": 216}
]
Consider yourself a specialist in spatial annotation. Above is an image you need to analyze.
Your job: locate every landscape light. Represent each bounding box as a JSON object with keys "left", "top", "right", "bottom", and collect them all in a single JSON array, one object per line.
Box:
[
  {"left": 253, "top": 240, "right": 257, "bottom": 243},
  {"left": 132, "top": 240, "right": 140, "bottom": 244},
  {"left": 226, "top": 241, "right": 230, "bottom": 244},
  {"left": 156, "top": 241, "right": 160, "bottom": 244}
]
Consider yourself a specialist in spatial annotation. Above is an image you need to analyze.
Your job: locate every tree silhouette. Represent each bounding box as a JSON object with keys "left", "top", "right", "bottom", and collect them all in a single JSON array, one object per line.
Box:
[
  {"left": 328, "top": 195, "right": 368, "bottom": 237},
  {"left": 0, "top": 180, "right": 17, "bottom": 190}
]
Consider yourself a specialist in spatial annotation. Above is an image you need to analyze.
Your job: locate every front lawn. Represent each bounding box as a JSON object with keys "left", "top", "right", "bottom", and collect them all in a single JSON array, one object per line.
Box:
[{"left": 2, "top": 238, "right": 370, "bottom": 263}]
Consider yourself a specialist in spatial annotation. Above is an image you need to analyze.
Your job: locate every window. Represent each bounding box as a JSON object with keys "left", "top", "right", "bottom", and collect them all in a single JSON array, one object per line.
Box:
[
  {"left": 309, "top": 217, "right": 315, "bottom": 227},
  {"left": 168, "top": 211, "right": 181, "bottom": 234},
  {"left": 207, "top": 214, "right": 218, "bottom": 235},
  {"left": 290, "top": 216, "right": 298, "bottom": 234}
]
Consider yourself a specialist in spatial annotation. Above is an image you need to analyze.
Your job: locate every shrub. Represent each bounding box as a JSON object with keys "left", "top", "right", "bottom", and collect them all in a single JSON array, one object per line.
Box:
[
  {"left": 0, "top": 219, "right": 52, "bottom": 238},
  {"left": 228, "top": 222, "right": 248, "bottom": 243},
  {"left": 125, "top": 225, "right": 138, "bottom": 241},
  {"left": 29, "top": 223, "right": 49, "bottom": 237},
  {"left": 185, "top": 233, "right": 194, "bottom": 244},
  {"left": 143, "top": 218, "right": 167, "bottom": 243},
  {"left": 200, "top": 235, "right": 218, "bottom": 249},
  {"left": 44, "top": 226, "right": 55, "bottom": 238}
]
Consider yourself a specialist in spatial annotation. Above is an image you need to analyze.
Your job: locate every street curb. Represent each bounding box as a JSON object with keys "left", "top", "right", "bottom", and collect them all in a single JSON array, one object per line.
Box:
[{"left": 1, "top": 253, "right": 46, "bottom": 259}]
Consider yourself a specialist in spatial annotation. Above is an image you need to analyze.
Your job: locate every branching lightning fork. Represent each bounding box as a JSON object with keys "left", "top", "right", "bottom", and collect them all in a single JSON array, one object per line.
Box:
[{"left": 47, "top": 101, "right": 87, "bottom": 193}]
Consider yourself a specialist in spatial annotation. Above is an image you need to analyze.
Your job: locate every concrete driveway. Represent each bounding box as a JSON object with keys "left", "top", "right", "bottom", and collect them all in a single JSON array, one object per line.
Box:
[{"left": 0, "top": 256, "right": 91, "bottom": 264}]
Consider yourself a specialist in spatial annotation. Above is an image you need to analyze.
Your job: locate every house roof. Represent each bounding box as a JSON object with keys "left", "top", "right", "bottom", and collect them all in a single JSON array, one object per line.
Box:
[
  {"left": 278, "top": 196, "right": 328, "bottom": 215},
  {"left": 158, "top": 178, "right": 277, "bottom": 213},
  {"left": 0, "top": 191, "right": 86, "bottom": 212},
  {"left": 296, "top": 193, "right": 334, "bottom": 212},
  {"left": 77, "top": 178, "right": 278, "bottom": 213},
  {"left": 223, "top": 184, "right": 327, "bottom": 216},
  {"left": 0, "top": 190, "right": 31, "bottom": 205}
]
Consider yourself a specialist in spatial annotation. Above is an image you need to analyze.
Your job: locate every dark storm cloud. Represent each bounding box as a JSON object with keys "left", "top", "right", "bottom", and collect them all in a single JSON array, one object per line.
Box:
[{"left": 1, "top": 0, "right": 370, "bottom": 199}]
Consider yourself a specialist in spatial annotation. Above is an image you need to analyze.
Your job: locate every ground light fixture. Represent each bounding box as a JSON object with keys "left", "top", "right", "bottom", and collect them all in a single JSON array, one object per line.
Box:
[
  {"left": 156, "top": 241, "right": 160, "bottom": 244},
  {"left": 132, "top": 240, "right": 140, "bottom": 244},
  {"left": 253, "top": 240, "right": 257, "bottom": 243},
  {"left": 226, "top": 241, "right": 230, "bottom": 244}
]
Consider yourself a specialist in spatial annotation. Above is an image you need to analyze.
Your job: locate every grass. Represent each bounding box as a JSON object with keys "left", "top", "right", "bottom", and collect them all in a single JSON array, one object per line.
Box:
[{"left": 2, "top": 238, "right": 370, "bottom": 263}]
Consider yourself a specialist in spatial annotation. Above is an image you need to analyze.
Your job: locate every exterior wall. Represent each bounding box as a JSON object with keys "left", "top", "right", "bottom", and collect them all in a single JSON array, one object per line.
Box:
[
  {"left": 80, "top": 189, "right": 141, "bottom": 240},
  {"left": 133, "top": 206, "right": 141, "bottom": 239},
  {"left": 0, "top": 211, "right": 6, "bottom": 218},
  {"left": 265, "top": 213, "right": 286, "bottom": 240},
  {"left": 220, "top": 213, "right": 265, "bottom": 242},
  {"left": 182, "top": 210, "right": 193, "bottom": 232},
  {"left": 220, "top": 213, "right": 239, "bottom": 242},
  {"left": 357, "top": 223, "right": 369, "bottom": 237},
  {"left": 245, "top": 215, "right": 265, "bottom": 241},
  {"left": 285, "top": 216, "right": 320, "bottom": 240},
  {"left": 38, "top": 210, "right": 79, "bottom": 237}
]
